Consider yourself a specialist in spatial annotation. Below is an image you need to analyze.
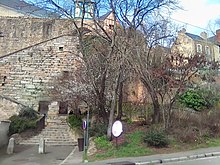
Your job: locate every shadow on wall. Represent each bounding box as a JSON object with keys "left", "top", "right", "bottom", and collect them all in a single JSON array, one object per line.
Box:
[{"left": 0, "top": 120, "right": 10, "bottom": 148}]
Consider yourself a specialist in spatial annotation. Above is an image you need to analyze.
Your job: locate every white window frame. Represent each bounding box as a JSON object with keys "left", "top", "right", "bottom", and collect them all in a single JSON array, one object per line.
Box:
[
  {"left": 196, "top": 44, "right": 202, "bottom": 53},
  {"left": 205, "top": 46, "right": 210, "bottom": 55}
]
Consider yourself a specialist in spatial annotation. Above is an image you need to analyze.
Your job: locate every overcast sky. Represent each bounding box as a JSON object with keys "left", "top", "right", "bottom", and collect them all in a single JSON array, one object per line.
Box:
[{"left": 171, "top": 0, "right": 220, "bottom": 36}]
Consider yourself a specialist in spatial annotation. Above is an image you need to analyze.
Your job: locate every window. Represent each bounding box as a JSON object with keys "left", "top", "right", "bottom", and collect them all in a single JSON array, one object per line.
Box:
[
  {"left": 62, "top": 71, "right": 69, "bottom": 78},
  {"left": 59, "top": 47, "right": 64, "bottom": 51},
  {"left": 109, "top": 24, "right": 114, "bottom": 30},
  {"left": 59, "top": 101, "right": 68, "bottom": 114},
  {"left": 2, "top": 76, "right": 6, "bottom": 86},
  {"left": 38, "top": 101, "right": 49, "bottom": 115},
  {"left": 205, "top": 46, "right": 210, "bottom": 55},
  {"left": 171, "top": 55, "right": 174, "bottom": 62},
  {"left": 196, "top": 44, "right": 202, "bottom": 53},
  {"left": 184, "top": 38, "right": 189, "bottom": 43},
  {"left": 43, "top": 22, "right": 52, "bottom": 37}
]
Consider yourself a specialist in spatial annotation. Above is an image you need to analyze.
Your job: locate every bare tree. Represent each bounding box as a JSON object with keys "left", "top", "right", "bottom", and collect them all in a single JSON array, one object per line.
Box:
[
  {"left": 33, "top": 0, "right": 125, "bottom": 129},
  {"left": 32, "top": 0, "right": 192, "bottom": 137},
  {"left": 107, "top": 0, "right": 180, "bottom": 124}
]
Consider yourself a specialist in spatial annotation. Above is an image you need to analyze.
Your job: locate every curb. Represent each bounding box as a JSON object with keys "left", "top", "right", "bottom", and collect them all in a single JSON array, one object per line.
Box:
[{"left": 135, "top": 151, "right": 220, "bottom": 165}]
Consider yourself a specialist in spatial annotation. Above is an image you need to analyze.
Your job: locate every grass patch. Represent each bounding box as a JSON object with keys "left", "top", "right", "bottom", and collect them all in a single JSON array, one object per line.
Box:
[
  {"left": 194, "top": 138, "right": 220, "bottom": 148},
  {"left": 205, "top": 138, "right": 220, "bottom": 147},
  {"left": 169, "top": 137, "right": 220, "bottom": 151},
  {"left": 91, "top": 133, "right": 220, "bottom": 161},
  {"left": 92, "top": 131, "right": 153, "bottom": 160}
]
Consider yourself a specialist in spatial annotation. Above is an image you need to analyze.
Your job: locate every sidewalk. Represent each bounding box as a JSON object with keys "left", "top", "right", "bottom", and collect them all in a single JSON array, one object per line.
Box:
[
  {"left": 59, "top": 146, "right": 83, "bottom": 165},
  {"left": 61, "top": 146, "right": 220, "bottom": 165},
  {"left": 0, "top": 144, "right": 74, "bottom": 165},
  {"left": 2, "top": 144, "right": 220, "bottom": 165}
]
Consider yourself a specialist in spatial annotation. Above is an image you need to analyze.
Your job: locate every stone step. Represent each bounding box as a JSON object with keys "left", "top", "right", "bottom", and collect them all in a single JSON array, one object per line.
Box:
[
  {"left": 42, "top": 131, "right": 70, "bottom": 134},
  {"left": 43, "top": 126, "right": 69, "bottom": 128},
  {"left": 43, "top": 129, "right": 70, "bottom": 131},
  {"left": 21, "top": 138, "right": 75, "bottom": 142},
  {"left": 26, "top": 136, "right": 74, "bottom": 139},
  {"left": 22, "top": 138, "right": 74, "bottom": 141},
  {"left": 20, "top": 137, "right": 76, "bottom": 143},
  {"left": 22, "top": 136, "right": 74, "bottom": 140},
  {"left": 46, "top": 122, "right": 68, "bottom": 125},
  {"left": 20, "top": 116, "right": 76, "bottom": 146},
  {"left": 47, "top": 119, "right": 67, "bottom": 122},
  {"left": 45, "top": 125, "right": 69, "bottom": 129},
  {"left": 20, "top": 137, "right": 75, "bottom": 141},
  {"left": 41, "top": 130, "right": 71, "bottom": 133},
  {"left": 37, "top": 133, "right": 72, "bottom": 136},
  {"left": 19, "top": 141, "right": 77, "bottom": 146}
]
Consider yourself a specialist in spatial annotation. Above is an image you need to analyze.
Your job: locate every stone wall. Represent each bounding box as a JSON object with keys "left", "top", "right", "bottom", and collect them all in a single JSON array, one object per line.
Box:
[
  {"left": 0, "top": 97, "right": 20, "bottom": 121},
  {"left": 0, "top": 28, "right": 80, "bottom": 109},
  {"left": 0, "top": 17, "right": 75, "bottom": 57}
]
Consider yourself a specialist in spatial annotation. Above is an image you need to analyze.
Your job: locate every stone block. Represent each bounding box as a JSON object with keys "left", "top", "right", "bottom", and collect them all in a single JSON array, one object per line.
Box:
[
  {"left": 7, "top": 138, "right": 15, "bottom": 154},
  {"left": 38, "top": 137, "right": 45, "bottom": 154},
  {"left": 20, "top": 80, "right": 29, "bottom": 84},
  {"left": 25, "top": 85, "right": 36, "bottom": 89}
]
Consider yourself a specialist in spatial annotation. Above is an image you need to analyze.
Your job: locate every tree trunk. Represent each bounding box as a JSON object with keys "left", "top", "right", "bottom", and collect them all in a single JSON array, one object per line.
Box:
[
  {"left": 98, "top": 97, "right": 108, "bottom": 122},
  {"left": 107, "top": 73, "right": 120, "bottom": 140},
  {"left": 117, "top": 82, "right": 123, "bottom": 120},
  {"left": 107, "top": 88, "right": 117, "bottom": 140},
  {"left": 141, "top": 77, "right": 160, "bottom": 123},
  {"left": 152, "top": 99, "right": 160, "bottom": 123},
  {"left": 97, "top": 70, "right": 108, "bottom": 123}
]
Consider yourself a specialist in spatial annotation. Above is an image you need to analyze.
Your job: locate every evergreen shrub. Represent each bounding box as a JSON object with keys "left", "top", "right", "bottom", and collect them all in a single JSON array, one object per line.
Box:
[{"left": 144, "top": 129, "right": 169, "bottom": 147}]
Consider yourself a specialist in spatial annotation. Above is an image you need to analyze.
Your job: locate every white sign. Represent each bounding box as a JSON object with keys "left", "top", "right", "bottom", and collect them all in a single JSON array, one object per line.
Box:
[
  {"left": 112, "top": 120, "right": 123, "bottom": 137},
  {"left": 83, "top": 120, "right": 87, "bottom": 130}
]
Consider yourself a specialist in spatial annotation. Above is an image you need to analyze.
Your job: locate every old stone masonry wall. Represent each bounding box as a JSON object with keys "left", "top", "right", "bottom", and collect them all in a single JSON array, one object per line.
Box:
[
  {"left": 0, "top": 17, "right": 75, "bottom": 57},
  {"left": 0, "top": 17, "right": 81, "bottom": 110}
]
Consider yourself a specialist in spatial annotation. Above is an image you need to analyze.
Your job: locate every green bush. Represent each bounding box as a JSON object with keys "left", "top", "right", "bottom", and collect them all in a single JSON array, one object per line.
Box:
[
  {"left": 90, "top": 122, "right": 107, "bottom": 137},
  {"left": 144, "top": 129, "right": 169, "bottom": 148},
  {"left": 9, "top": 115, "right": 37, "bottom": 135},
  {"left": 94, "top": 136, "right": 113, "bottom": 150},
  {"left": 197, "top": 88, "right": 220, "bottom": 108},
  {"left": 18, "top": 107, "right": 38, "bottom": 119},
  {"left": 67, "top": 114, "right": 82, "bottom": 129},
  {"left": 179, "top": 90, "right": 208, "bottom": 111}
]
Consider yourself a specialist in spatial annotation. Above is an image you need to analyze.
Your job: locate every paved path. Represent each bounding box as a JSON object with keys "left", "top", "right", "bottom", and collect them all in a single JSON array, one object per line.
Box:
[
  {"left": 2, "top": 144, "right": 220, "bottom": 165},
  {"left": 0, "top": 145, "right": 74, "bottom": 165}
]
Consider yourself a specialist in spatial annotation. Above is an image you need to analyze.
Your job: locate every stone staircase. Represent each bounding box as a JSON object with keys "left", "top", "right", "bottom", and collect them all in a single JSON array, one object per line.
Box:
[{"left": 19, "top": 115, "right": 77, "bottom": 146}]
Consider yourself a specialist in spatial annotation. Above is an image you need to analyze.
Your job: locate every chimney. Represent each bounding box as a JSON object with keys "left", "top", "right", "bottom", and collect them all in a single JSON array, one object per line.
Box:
[
  {"left": 200, "top": 31, "right": 207, "bottom": 40},
  {"left": 216, "top": 29, "right": 220, "bottom": 43},
  {"left": 179, "top": 28, "right": 186, "bottom": 33}
]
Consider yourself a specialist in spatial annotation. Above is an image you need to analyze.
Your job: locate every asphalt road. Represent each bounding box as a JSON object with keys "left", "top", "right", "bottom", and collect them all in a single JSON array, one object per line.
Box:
[
  {"left": 163, "top": 156, "right": 220, "bottom": 165},
  {"left": 0, "top": 144, "right": 74, "bottom": 165}
]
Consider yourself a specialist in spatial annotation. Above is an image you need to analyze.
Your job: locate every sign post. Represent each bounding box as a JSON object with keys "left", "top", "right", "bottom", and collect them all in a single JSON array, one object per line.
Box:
[
  {"left": 82, "top": 110, "right": 90, "bottom": 162},
  {"left": 83, "top": 120, "right": 87, "bottom": 152},
  {"left": 112, "top": 120, "right": 123, "bottom": 149}
]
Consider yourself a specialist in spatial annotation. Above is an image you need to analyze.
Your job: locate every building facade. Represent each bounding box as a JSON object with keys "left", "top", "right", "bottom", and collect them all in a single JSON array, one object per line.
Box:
[
  {"left": 0, "top": 0, "right": 125, "bottom": 120},
  {"left": 0, "top": 17, "right": 80, "bottom": 114},
  {"left": 172, "top": 28, "right": 220, "bottom": 63}
]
